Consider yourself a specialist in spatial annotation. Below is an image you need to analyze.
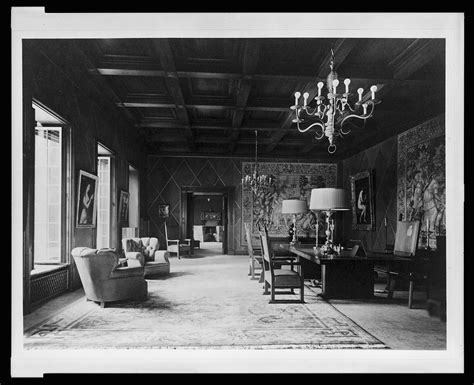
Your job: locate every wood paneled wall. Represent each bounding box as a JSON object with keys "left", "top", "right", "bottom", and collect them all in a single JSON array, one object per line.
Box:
[
  {"left": 22, "top": 40, "right": 147, "bottom": 311},
  {"left": 342, "top": 136, "right": 398, "bottom": 252},
  {"left": 146, "top": 156, "right": 341, "bottom": 254}
]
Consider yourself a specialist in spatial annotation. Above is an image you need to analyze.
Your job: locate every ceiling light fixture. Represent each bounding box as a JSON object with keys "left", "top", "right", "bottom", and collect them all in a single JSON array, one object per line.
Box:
[
  {"left": 241, "top": 130, "right": 275, "bottom": 195},
  {"left": 290, "top": 49, "right": 381, "bottom": 154}
]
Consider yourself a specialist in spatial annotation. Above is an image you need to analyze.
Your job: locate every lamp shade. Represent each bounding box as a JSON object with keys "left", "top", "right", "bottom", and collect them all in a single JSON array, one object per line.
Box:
[
  {"left": 281, "top": 199, "right": 308, "bottom": 214},
  {"left": 309, "top": 188, "right": 350, "bottom": 211}
]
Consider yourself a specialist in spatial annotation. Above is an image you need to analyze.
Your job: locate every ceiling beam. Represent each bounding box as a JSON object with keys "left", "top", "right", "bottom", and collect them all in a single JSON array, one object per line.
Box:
[
  {"left": 316, "top": 38, "right": 358, "bottom": 77},
  {"left": 70, "top": 42, "right": 136, "bottom": 125},
  {"left": 148, "top": 149, "right": 335, "bottom": 161},
  {"left": 151, "top": 134, "right": 320, "bottom": 147},
  {"left": 389, "top": 39, "right": 444, "bottom": 80},
  {"left": 229, "top": 39, "right": 261, "bottom": 153},
  {"left": 362, "top": 39, "right": 444, "bottom": 102},
  {"left": 91, "top": 63, "right": 443, "bottom": 87},
  {"left": 266, "top": 38, "right": 357, "bottom": 153},
  {"left": 137, "top": 120, "right": 285, "bottom": 131},
  {"left": 150, "top": 39, "right": 194, "bottom": 151},
  {"left": 116, "top": 95, "right": 290, "bottom": 112}
]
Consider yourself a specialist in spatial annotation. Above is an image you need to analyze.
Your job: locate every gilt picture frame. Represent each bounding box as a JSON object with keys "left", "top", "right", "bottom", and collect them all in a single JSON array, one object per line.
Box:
[
  {"left": 76, "top": 170, "right": 99, "bottom": 228},
  {"left": 118, "top": 190, "right": 130, "bottom": 224},
  {"left": 158, "top": 204, "right": 170, "bottom": 218},
  {"left": 350, "top": 170, "right": 375, "bottom": 231}
]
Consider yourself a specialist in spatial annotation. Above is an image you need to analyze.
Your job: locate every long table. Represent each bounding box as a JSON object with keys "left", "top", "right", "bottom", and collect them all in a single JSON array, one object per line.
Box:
[{"left": 285, "top": 245, "right": 411, "bottom": 299}]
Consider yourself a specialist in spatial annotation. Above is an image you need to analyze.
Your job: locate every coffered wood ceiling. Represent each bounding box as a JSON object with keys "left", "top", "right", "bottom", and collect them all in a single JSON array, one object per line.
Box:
[{"left": 31, "top": 38, "right": 445, "bottom": 160}]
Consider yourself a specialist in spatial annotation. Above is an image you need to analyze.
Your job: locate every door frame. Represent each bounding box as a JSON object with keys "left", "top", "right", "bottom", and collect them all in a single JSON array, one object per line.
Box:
[{"left": 180, "top": 186, "right": 234, "bottom": 254}]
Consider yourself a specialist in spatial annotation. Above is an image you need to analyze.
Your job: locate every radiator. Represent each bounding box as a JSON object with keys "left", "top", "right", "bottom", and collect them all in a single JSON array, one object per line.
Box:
[{"left": 30, "top": 266, "right": 69, "bottom": 305}]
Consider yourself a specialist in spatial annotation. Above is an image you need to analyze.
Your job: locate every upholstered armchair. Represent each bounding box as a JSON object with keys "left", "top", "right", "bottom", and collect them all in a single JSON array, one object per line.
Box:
[
  {"left": 71, "top": 247, "right": 147, "bottom": 308},
  {"left": 122, "top": 237, "right": 171, "bottom": 277},
  {"left": 164, "top": 222, "right": 191, "bottom": 259}
]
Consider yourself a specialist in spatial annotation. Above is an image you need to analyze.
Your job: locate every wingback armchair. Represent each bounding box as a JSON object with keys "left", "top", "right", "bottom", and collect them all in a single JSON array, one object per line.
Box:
[
  {"left": 122, "top": 237, "right": 171, "bottom": 277},
  {"left": 71, "top": 247, "right": 147, "bottom": 308}
]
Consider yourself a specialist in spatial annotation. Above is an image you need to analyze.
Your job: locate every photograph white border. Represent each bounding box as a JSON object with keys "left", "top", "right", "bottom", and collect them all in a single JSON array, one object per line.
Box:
[{"left": 11, "top": 9, "right": 464, "bottom": 376}]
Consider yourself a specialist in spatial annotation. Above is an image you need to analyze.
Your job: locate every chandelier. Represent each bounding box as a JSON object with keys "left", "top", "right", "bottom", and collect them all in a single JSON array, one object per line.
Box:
[
  {"left": 290, "top": 49, "right": 380, "bottom": 154},
  {"left": 241, "top": 130, "right": 275, "bottom": 195}
]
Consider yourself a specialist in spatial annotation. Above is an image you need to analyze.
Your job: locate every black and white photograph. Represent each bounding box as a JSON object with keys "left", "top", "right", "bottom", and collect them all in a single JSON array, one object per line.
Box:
[{"left": 11, "top": 10, "right": 465, "bottom": 377}]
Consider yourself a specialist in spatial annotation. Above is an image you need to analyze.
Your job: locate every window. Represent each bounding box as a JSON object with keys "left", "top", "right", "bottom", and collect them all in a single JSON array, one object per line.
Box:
[
  {"left": 32, "top": 101, "right": 70, "bottom": 269},
  {"left": 128, "top": 164, "right": 140, "bottom": 229},
  {"left": 34, "top": 127, "right": 62, "bottom": 263},
  {"left": 96, "top": 143, "right": 114, "bottom": 249}
]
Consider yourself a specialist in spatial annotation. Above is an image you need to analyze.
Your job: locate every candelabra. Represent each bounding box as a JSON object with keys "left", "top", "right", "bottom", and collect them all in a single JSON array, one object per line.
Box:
[
  {"left": 290, "top": 49, "right": 381, "bottom": 154},
  {"left": 242, "top": 130, "right": 275, "bottom": 195}
]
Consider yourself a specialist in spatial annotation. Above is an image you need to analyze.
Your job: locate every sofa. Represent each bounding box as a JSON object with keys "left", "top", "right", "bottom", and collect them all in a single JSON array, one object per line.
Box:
[
  {"left": 71, "top": 247, "right": 148, "bottom": 308},
  {"left": 122, "top": 237, "right": 171, "bottom": 277}
]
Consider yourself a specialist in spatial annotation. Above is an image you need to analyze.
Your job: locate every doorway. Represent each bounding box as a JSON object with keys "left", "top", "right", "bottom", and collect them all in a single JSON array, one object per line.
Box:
[{"left": 180, "top": 187, "right": 232, "bottom": 255}]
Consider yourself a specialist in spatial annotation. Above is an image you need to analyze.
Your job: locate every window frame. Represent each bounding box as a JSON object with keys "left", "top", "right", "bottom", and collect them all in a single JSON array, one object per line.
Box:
[
  {"left": 96, "top": 142, "right": 116, "bottom": 249},
  {"left": 128, "top": 162, "right": 140, "bottom": 229},
  {"left": 32, "top": 100, "right": 72, "bottom": 267}
]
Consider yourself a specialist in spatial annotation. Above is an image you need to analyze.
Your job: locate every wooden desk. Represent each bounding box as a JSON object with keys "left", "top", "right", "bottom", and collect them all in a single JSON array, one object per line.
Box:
[
  {"left": 287, "top": 246, "right": 411, "bottom": 299},
  {"left": 278, "top": 244, "right": 320, "bottom": 280}
]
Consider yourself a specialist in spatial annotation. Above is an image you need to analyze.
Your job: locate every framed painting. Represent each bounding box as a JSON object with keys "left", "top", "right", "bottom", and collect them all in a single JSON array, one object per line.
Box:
[
  {"left": 118, "top": 190, "right": 130, "bottom": 224},
  {"left": 76, "top": 170, "right": 99, "bottom": 228},
  {"left": 158, "top": 204, "right": 170, "bottom": 218},
  {"left": 350, "top": 170, "right": 375, "bottom": 231}
]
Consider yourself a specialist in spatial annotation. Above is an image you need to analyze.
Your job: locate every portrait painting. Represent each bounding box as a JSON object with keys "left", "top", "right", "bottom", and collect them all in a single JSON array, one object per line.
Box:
[
  {"left": 350, "top": 170, "right": 375, "bottom": 231},
  {"left": 158, "top": 204, "right": 170, "bottom": 218},
  {"left": 76, "top": 170, "right": 98, "bottom": 228},
  {"left": 118, "top": 190, "right": 130, "bottom": 224}
]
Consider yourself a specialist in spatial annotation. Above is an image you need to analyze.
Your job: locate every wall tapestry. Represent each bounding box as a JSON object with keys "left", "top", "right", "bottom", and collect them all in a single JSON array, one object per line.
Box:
[
  {"left": 242, "top": 162, "right": 337, "bottom": 244},
  {"left": 397, "top": 115, "right": 445, "bottom": 249}
]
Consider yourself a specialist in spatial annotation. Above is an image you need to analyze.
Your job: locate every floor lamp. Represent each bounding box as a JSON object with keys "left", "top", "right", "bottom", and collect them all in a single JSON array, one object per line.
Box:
[
  {"left": 309, "top": 188, "right": 350, "bottom": 252},
  {"left": 281, "top": 199, "right": 308, "bottom": 245}
]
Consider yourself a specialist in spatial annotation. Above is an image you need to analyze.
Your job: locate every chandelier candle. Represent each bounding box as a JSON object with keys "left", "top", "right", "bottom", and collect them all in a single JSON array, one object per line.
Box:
[{"left": 291, "top": 49, "right": 380, "bottom": 154}]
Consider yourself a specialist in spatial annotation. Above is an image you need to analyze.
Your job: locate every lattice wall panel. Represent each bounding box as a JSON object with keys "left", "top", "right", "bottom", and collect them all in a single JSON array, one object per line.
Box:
[
  {"left": 146, "top": 157, "right": 242, "bottom": 251},
  {"left": 30, "top": 267, "right": 69, "bottom": 305}
]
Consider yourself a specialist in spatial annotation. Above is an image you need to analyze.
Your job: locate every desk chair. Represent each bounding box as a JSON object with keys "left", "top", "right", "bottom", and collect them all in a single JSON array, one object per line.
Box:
[
  {"left": 244, "top": 222, "right": 263, "bottom": 281},
  {"left": 259, "top": 228, "right": 304, "bottom": 303},
  {"left": 374, "top": 220, "right": 427, "bottom": 308}
]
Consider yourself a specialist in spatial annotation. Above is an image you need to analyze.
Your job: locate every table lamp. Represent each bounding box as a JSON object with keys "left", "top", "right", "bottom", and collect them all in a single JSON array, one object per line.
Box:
[
  {"left": 281, "top": 199, "right": 308, "bottom": 245},
  {"left": 309, "top": 188, "right": 350, "bottom": 251}
]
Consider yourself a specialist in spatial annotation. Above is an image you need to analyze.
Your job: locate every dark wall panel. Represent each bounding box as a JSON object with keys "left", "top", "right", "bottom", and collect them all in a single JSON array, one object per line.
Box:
[
  {"left": 342, "top": 136, "right": 398, "bottom": 252},
  {"left": 23, "top": 40, "right": 147, "bottom": 295},
  {"left": 146, "top": 156, "right": 340, "bottom": 254}
]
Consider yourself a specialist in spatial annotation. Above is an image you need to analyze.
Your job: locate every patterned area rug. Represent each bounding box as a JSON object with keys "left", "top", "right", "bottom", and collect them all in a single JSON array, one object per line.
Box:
[{"left": 24, "top": 255, "right": 387, "bottom": 349}]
